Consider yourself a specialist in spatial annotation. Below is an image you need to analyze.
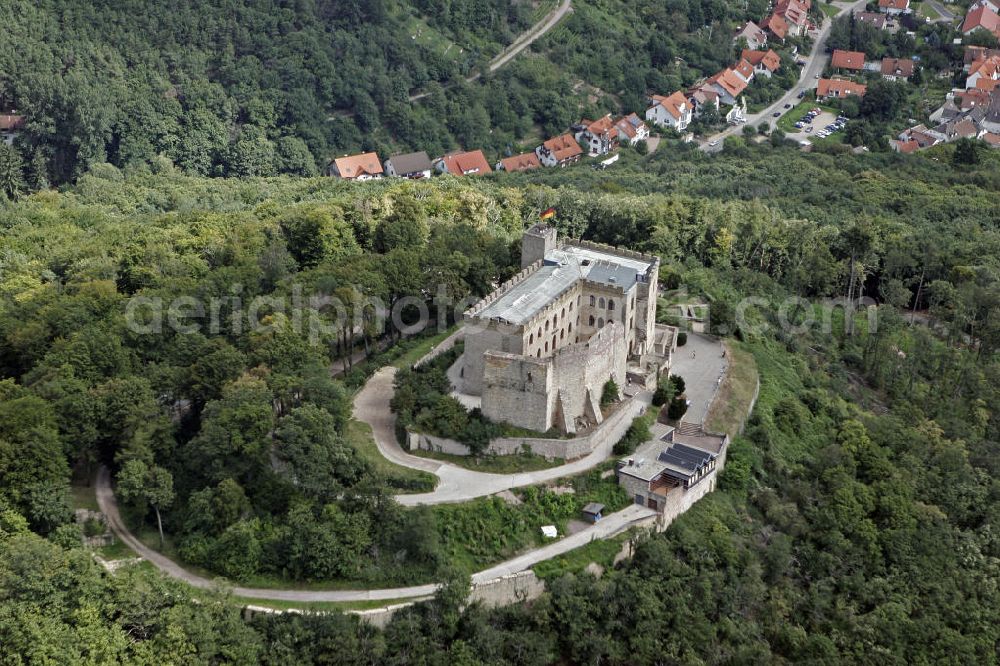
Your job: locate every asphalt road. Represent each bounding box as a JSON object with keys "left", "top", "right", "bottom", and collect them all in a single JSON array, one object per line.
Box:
[{"left": 701, "top": 0, "right": 869, "bottom": 152}]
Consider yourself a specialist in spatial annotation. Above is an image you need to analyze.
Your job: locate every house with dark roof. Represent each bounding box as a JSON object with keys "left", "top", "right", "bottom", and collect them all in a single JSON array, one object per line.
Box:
[
  {"left": 497, "top": 152, "right": 541, "bottom": 173},
  {"left": 383, "top": 151, "right": 432, "bottom": 179},
  {"left": 536, "top": 133, "right": 584, "bottom": 167},
  {"left": 434, "top": 150, "right": 493, "bottom": 177},
  {"left": 855, "top": 11, "right": 889, "bottom": 29},
  {"left": 326, "top": 152, "right": 383, "bottom": 180},
  {"left": 733, "top": 21, "right": 768, "bottom": 50}
]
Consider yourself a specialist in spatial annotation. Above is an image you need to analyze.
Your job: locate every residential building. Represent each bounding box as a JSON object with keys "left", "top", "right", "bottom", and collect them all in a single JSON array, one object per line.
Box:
[
  {"left": 732, "top": 58, "right": 756, "bottom": 84},
  {"left": 741, "top": 49, "right": 781, "bottom": 77},
  {"left": 878, "top": 0, "right": 911, "bottom": 15},
  {"left": 898, "top": 124, "right": 946, "bottom": 147},
  {"left": 962, "top": 5, "right": 1000, "bottom": 38},
  {"left": 702, "top": 68, "right": 748, "bottom": 105},
  {"left": 574, "top": 115, "right": 618, "bottom": 156},
  {"left": 855, "top": 11, "right": 889, "bottom": 29},
  {"left": 817, "top": 78, "right": 868, "bottom": 99},
  {"left": 645, "top": 91, "right": 693, "bottom": 130},
  {"left": 0, "top": 113, "right": 24, "bottom": 146},
  {"left": 983, "top": 132, "right": 1000, "bottom": 147},
  {"left": 687, "top": 89, "right": 721, "bottom": 116},
  {"left": 966, "top": 55, "right": 1000, "bottom": 90},
  {"left": 614, "top": 114, "right": 650, "bottom": 145},
  {"left": 498, "top": 152, "right": 542, "bottom": 173},
  {"left": 762, "top": 13, "right": 789, "bottom": 40},
  {"left": 831, "top": 49, "right": 866, "bottom": 72},
  {"left": 434, "top": 150, "right": 493, "bottom": 176},
  {"left": 326, "top": 152, "right": 383, "bottom": 180},
  {"left": 536, "top": 134, "right": 584, "bottom": 167},
  {"left": 460, "top": 225, "right": 673, "bottom": 434},
  {"left": 882, "top": 57, "right": 915, "bottom": 80},
  {"left": 733, "top": 21, "right": 768, "bottom": 50},
  {"left": 891, "top": 138, "right": 921, "bottom": 152},
  {"left": 770, "top": 0, "right": 811, "bottom": 37},
  {"left": 383, "top": 151, "right": 432, "bottom": 179}
]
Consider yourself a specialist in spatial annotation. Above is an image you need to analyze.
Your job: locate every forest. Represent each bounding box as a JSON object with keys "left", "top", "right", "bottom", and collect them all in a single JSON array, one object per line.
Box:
[
  {"left": 1, "top": 137, "right": 999, "bottom": 661},
  {"left": 0, "top": 0, "right": 775, "bottom": 186}
]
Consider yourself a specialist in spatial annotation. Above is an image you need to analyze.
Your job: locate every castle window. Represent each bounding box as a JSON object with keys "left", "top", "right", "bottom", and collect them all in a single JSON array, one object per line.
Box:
[
  {"left": 598, "top": 318, "right": 604, "bottom": 327},
  {"left": 545, "top": 341, "right": 549, "bottom": 352},
  {"left": 545, "top": 320, "right": 550, "bottom": 331},
  {"left": 569, "top": 322, "right": 573, "bottom": 333},
  {"left": 609, "top": 318, "right": 613, "bottom": 325},
  {"left": 529, "top": 333, "right": 534, "bottom": 344},
  {"left": 609, "top": 299, "right": 615, "bottom": 311},
  {"left": 553, "top": 313, "right": 558, "bottom": 326},
  {"left": 590, "top": 295, "right": 596, "bottom": 306},
  {"left": 560, "top": 330, "right": 565, "bottom": 340},
  {"left": 599, "top": 297, "right": 605, "bottom": 308},
  {"left": 589, "top": 315, "right": 595, "bottom": 326},
  {"left": 562, "top": 307, "right": 566, "bottom": 318},
  {"left": 537, "top": 350, "right": 541, "bottom": 357},
  {"left": 569, "top": 302, "right": 574, "bottom": 312}
]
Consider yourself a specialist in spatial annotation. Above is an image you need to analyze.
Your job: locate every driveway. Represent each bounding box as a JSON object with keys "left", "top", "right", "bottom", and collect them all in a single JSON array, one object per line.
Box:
[
  {"left": 353, "top": 363, "right": 653, "bottom": 506},
  {"left": 668, "top": 333, "right": 727, "bottom": 425},
  {"left": 701, "top": 0, "right": 868, "bottom": 152},
  {"left": 95, "top": 466, "right": 655, "bottom": 602}
]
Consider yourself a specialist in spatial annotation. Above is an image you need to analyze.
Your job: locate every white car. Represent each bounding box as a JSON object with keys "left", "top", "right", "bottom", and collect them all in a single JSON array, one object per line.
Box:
[{"left": 709, "top": 140, "right": 719, "bottom": 147}]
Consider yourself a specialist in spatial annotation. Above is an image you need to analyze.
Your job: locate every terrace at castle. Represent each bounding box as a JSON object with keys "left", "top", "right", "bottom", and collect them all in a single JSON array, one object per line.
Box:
[{"left": 458, "top": 224, "right": 674, "bottom": 434}]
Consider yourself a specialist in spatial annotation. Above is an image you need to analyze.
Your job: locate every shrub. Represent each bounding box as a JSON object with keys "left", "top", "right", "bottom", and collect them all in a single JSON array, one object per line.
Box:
[
  {"left": 677, "top": 331, "right": 688, "bottom": 346},
  {"left": 667, "top": 396, "right": 688, "bottom": 420},
  {"left": 601, "top": 379, "right": 620, "bottom": 407},
  {"left": 612, "top": 417, "right": 652, "bottom": 456}
]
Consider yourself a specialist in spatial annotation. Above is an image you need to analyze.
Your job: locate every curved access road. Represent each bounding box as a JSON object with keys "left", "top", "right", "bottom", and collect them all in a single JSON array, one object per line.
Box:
[
  {"left": 701, "top": 0, "right": 868, "bottom": 152},
  {"left": 409, "top": 0, "right": 573, "bottom": 102},
  {"left": 95, "top": 465, "right": 654, "bottom": 602}
]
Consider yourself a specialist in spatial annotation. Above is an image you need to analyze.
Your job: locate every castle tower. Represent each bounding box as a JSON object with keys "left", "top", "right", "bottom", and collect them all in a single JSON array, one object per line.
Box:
[{"left": 520, "top": 224, "right": 557, "bottom": 269}]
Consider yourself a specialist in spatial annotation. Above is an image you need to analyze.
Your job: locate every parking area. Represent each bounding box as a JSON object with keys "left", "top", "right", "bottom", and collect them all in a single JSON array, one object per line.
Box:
[{"left": 784, "top": 108, "right": 846, "bottom": 143}]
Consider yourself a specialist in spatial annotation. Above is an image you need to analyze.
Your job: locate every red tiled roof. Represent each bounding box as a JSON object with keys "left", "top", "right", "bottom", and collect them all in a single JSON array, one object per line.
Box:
[
  {"left": 832, "top": 50, "right": 866, "bottom": 70},
  {"left": 776, "top": 0, "right": 810, "bottom": 26},
  {"left": 0, "top": 114, "right": 25, "bottom": 131},
  {"left": 330, "top": 152, "right": 383, "bottom": 179},
  {"left": 982, "top": 132, "right": 1000, "bottom": 145},
  {"left": 614, "top": 113, "right": 647, "bottom": 140},
  {"left": 879, "top": 0, "right": 909, "bottom": 10},
  {"left": 500, "top": 152, "right": 541, "bottom": 172},
  {"left": 650, "top": 91, "right": 690, "bottom": 120},
  {"left": 707, "top": 68, "right": 749, "bottom": 97},
  {"left": 741, "top": 49, "right": 781, "bottom": 72},
  {"left": 733, "top": 59, "right": 755, "bottom": 80},
  {"left": 962, "top": 5, "right": 1000, "bottom": 35},
  {"left": 975, "top": 77, "right": 1000, "bottom": 91},
  {"left": 762, "top": 13, "right": 788, "bottom": 39},
  {"left": 541, "top": 133, "right": 583, "bottom": 161},
  {"left": 881, "top": 57, "right": 914, "bottom": 77},
  {"left": 817, "top": 78, "right": 868, "bottom": 98},
  {"left": 894, "top": 139, "right": 920, "bottom": 153},
  {"left": 439, "top": 150, "right": 492, "bottom": 176},
  {"left": 581, "top": 114, "right": 616, "bottom": 137}
]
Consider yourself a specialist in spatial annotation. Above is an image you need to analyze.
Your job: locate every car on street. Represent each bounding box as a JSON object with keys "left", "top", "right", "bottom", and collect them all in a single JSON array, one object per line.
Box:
[
  {"left": 773, "top": 112, "right": 781, "bottom": 117},
  {"left": 805, "top": 127, "right": 813, "bottom": 133},
  {"left": 708, "top": 140, "right": 719, "bottom": 147},
  {"left": 798, "top": 90, "right": 806, "bottom": 98},
  {"left": 784, "top": 103, "right": 792, "bottom": 109},
  {"left": 814, "top": 73, "right": 820, "bottom": 79}
]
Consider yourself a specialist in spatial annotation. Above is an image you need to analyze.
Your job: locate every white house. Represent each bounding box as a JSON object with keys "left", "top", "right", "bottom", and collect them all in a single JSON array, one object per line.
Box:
[
  {"left": 733, "top": 21, "right": 768, "bottom": 50},
  {"left": 614, "top": 114, "right": 650, "bottom": 145},
  {"left": 878, "top": 0, "right": 911, "bottom": 15},
  {"left": 645, "top": 91, "right": 693, "bottom": 131},
  {"left": 383, "top": 151, "right": 432, "bottom": 179}
]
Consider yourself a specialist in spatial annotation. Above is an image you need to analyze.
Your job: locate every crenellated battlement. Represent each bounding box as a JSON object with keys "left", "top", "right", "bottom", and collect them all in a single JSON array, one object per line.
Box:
[{"left": 464, "top": 260, "right": 543, "bottom": 319}]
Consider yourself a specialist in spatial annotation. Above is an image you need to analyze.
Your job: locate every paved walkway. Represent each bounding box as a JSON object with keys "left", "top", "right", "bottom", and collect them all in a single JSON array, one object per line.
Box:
[
  {"left": 668, "top": 333, "right": 727, "bottom": 426},
  {"left": 95, "top": 466, "right": 654, "bottom": 602},
  {"left": 353, "top": 361, "right": 652, "bottom": 506}
]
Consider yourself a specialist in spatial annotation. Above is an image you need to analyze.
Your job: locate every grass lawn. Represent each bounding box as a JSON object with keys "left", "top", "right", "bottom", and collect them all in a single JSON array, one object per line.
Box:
[
  {"left": 412, "top": 448, "right": 564, "bottom": 473},
  {"left": 97, "top": 539, "right": 137, "bottom": 560},
  {"left": 71, "top": 483, "right": 99, "bottom": 511},
  {"left": 704, "top": 342, "right": 759, "bottom": 437},
  {"left": 913, "top": 1, "right": 942, "bottom": 21},
  {"left": 532, "top": 533, "right": 629, "bottom": 580},
  {"left": 819, "top": 2, "right": 840, "bottom": 18},
  {"left": 344, "top": 419, "right": 437, "bottom": 492},
  {"left": 391, "top": 325, "right": 458, "bottom": 369}
]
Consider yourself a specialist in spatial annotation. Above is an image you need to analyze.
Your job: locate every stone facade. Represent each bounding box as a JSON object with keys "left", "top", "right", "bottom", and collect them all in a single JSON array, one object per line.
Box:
[{"left": 461, "top": 225, "right": 664, "bottom": 433}]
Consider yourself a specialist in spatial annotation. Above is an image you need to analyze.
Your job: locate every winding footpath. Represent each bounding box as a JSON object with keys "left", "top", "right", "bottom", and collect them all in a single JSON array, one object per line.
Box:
[
  {"left": 408, "top": 0, "right": 573, "bottom": 102},
  {"left": 94, "top": 326, "right": 658, "bottom": 602}
]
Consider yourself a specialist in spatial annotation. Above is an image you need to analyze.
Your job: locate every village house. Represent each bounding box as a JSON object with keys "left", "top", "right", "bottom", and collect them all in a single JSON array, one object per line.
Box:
[
  {"left": 573, "top": 115, "right": 618, "bottom": 156},
  {"left": 733, "top": 21, "right": 768, "bottom": 50},
  {"left": 732, "top": 58, "right": 756, "bottom": 84},
  {"left": 878, "top": 0, "right": 911, "bottom": 15},
  {"left": 983, "top": 132, "right": 1000, "bottom": 147},
  {"left": 891, "top": 138, "right": 921, "bottom": 153},
  {"left": 762, "top": 13, "right": 789, "bottom": 41},
  {"left": 817, "top": 78, "right": 868, "bottom": 100},
  {"left": 0, "top": 113, "right": 24, "bottom": 146},
  {"left": 701, "top": 68, "right": 748, "bottom": 106},
  {"left": 326, "top": 152, "right": 383, "bottom": 180},
  {"left": 965, "top": 46, "right": 1000, "bottom": 69},
  {"left": 536, "top": 134, "right": 584, "bottom": 167},
  {"left": 831, "top": 49, "right": 867, "bottom": 72},
  {"left": 962, "top": 4, "right": 1000, "bottom": 39},
  {"left": 882, "top": 57, "right": 915, "bottom": 81},
  {"left": 614, "top": 114, "right": 650, "bottom": 146},
  {"left": 765, "top": 0, "right": 811, "bottom": 38},
  {"left": 645, "top": 91, "right": 693, "bottom": 130},
  {"left": 741, "top": 49, "right": 781, "bottom": 78},
  {"left": 687, "top": 89, "right": 721, "bottom": 117},
  {"left": 383, "top": 151, "right": 432, "bottom": 179},
  {"left": 898, "top": 124, "right": 947, "bottom": 147},
  {"left": 855, "top": 10, "right": 889, "bottom": 29},
  {"left": 966, "top": 55, "right": 1000, "bottom": 90},
  {"left": 498, "top": 152, "right": 541, "bottom": 173},
  {"left": 434, "top": 150, "right": 493, "bottom": 176}
]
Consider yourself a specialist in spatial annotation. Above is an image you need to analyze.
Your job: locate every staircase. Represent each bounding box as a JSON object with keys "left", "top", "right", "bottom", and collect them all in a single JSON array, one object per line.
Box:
[{"left": 674, "top": 421, "right": 705, "bottom": 437}]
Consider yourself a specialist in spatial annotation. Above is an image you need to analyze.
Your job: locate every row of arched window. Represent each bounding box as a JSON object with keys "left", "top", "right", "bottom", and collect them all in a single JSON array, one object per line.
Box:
[{"left": 589, "top": 295, "right": 616, "bottom": 310}]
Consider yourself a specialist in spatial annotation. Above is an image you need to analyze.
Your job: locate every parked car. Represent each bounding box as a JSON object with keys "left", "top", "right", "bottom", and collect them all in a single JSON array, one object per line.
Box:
[
  {"left": 805, "top": 127, "right": 814, "bottom": 133},
  {"left": 798, "top": 90, "right": 806, "bottom": 99},
  {"left": 784, "top": 103, "right": 792, "bottom": 109},
  {"left": 708, "top": 140, "right": 719, "bottom": 147},
  {"left": 773, "top": 111, "right": 781, "bottom": 117}
]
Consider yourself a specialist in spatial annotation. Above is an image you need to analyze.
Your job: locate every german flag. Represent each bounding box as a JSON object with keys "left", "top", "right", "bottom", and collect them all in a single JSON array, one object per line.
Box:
[{"left": 540, "top": 207, "right": 556, "bottom": 220}]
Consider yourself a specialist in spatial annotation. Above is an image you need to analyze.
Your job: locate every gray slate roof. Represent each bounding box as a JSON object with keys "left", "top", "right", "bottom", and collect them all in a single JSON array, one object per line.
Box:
[{"left": 386, "top": 151, "right": 432, "bottom": 174}]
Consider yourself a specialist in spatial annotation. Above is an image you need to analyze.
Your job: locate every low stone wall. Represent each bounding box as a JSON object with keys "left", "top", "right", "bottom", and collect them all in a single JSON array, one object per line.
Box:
[{"left": 408, "top": 394, "right": 646, "bottom": 460}]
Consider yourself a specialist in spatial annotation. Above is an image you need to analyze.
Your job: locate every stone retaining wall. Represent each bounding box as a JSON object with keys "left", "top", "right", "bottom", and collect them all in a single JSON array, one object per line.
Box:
[{"left": 408, "top": 393, "right": 646, "bottom": 460}]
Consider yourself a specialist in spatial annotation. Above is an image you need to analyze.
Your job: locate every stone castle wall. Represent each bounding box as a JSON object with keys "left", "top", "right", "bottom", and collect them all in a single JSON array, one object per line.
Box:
[{"left": 480, "top": 351, "right": 554, "bottom": 433}]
